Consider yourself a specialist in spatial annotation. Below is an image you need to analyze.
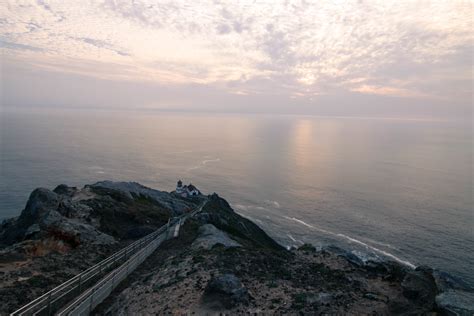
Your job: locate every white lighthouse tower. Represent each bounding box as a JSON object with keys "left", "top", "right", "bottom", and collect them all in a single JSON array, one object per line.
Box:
[{"left": 176, "top": 180, "right": 184, "bottom": 194}]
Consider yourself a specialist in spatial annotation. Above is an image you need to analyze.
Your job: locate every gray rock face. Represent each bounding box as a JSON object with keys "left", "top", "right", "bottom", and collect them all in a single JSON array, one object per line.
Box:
[
  {"left": 18, "top": 188, "right": 61, "bottom": 228},
  {"left": 51, "top": 218, "right": 116, "bottom": 245},
  {"left": 436, "top": 290, "right": 474, "bottom": 316},
  {"left": 192, "top": 224, "right": 241, "bottom": 250},
  {"left": 92, "top": 181, "right": 195, "bottom": 215},
  {"left": 203, "top": 274, "right": 250, "bottom": 309},
  {"left": 201, "top": 193, "right": 284, "bottom": 251},
  {"left": 0, "top": 186, "right": 115, "bottom": 247}
]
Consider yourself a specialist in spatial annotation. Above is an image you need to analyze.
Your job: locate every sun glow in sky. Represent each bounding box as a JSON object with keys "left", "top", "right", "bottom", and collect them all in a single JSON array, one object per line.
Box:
[{"left": 1, "top": 1, "right": 472, "bottom": 117}]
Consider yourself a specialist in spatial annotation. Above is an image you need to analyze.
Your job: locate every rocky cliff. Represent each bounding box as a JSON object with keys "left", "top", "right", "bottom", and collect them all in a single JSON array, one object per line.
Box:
[{"left": 0, "top": 182, "right": 472, "bottom": 315}]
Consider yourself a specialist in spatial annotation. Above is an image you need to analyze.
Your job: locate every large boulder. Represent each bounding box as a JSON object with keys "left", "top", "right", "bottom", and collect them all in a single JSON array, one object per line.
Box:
[
  {"left": 401, "top": 265, "right": 438, "bottom": 311},
  {"left": 203, "top": 274, "right": 250, "bottom": 309},
  {"left": 192, "top": 224, "right": 241, "bottom": 250},
  {"left": 18, "top": 188, "right": 60, "bottom": 228},
  {"left": 0, "top": 189, "right": 61, "bottom": 245}
]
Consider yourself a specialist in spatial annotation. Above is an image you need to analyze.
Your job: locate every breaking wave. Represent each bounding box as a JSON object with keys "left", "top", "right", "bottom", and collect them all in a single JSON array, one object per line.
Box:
[
  {"left": 187, "top": 157, "right": 221, "bottom": 171},
  {"left": 283, "top": 216, "right": 416, "bottom": 268},
  {"left": 264, "top": 200, "right": 281, "bottom": 208},
  {"left": 202, "top": 158, "right": 220, "bottom": 164}
]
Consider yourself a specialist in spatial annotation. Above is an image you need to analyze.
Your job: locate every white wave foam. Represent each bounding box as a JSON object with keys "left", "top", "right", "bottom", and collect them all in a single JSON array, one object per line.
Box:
[
  {"left": 283, "top": 216, "right": 314, "bottom": 228},
  {"left": 287, "top": 234, "right": 298, "bottom": 242},
  {"left": 233, "top": 203, "right": 267, "bottom": 212},
  {"left": 336, "top": 233, "right": 415, "bottom": 268},
  {"left": 233, "top": 204, "right": 249, "bottom": 211},
  {"left": 234, "top": 211, "right": 264, "bottom": 225},
  {"left": 169, "top": 150, "right": 193, "bottom": 154},
  {"left": 187, "top": 158, "right": 220, "bottom": 171},
  {"left": 287, "top": 234, "right": 304, "bottom": 245},
  {"left": 283, "top": 216, "right": 416, "bottom": 268},
  {"left": 202, "top": 158, "right": 220, "bottom": 164},
  {"left": 265, "top": 200, "right": 281, "bottom": 208},
  {"left": 283, "top": 216, "right": 332, "bottom": 234},
  {"left": 187, "top": 166, "right": 202, "bottom": 171},
  {"left": 364, "top": 238, "right": 398, "bottom": 250}
]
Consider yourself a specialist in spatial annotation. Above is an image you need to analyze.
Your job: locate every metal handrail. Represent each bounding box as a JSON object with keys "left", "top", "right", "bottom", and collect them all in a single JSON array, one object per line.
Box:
[
  {"left": 59, "top": 202, "right": 206, "bottom": 315},
  {"left": 11, "top": 200, "right": 206, "bottom": 316},
  {"left": 10, "top": 221, "right": 172, "bottom": 316},
  {"left": 58, "top": 233, "right": 168, "bottom": 315}
]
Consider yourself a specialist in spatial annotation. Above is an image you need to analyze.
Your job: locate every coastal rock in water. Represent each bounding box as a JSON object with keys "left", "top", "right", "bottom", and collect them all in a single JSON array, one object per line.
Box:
[
  {"left": 365, "top": 260, "right": 409, "bottom": 281},
  {"left": 192, "top": 224, "right": 241, "bottom": 250},
  {"left": 436, "top": 290, "right": 474, "bottom": 316},
  {"left": 323, "top": 245, "right": 365, "bottom": 267},
  {"left": 203, "top": 274, "right": 250, "bottom": 309}
]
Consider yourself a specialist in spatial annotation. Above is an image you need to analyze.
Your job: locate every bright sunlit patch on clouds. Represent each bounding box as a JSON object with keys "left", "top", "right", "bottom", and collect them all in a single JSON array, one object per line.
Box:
[{"left": 1, "top": 0, "right": 472, "bottom": 112}]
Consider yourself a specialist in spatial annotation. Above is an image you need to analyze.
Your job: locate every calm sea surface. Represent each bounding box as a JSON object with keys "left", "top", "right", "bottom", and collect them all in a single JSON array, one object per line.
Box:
[{"left": 1, "top": 108, "right": 472, "bottom": 285}]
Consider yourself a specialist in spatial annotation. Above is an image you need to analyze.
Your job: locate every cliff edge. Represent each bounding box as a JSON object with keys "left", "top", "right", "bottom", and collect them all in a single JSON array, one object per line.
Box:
[{"left": 0, "top": 182, "right": 472, "bottom": 315}]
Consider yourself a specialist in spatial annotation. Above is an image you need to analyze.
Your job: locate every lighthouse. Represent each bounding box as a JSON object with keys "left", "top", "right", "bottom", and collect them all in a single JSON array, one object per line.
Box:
[
  {"left": 176, "top": 180, "right": 184, "bottom": 194},
  {"left": 175, "top": 180, "right": 201, "bottom": 197}
]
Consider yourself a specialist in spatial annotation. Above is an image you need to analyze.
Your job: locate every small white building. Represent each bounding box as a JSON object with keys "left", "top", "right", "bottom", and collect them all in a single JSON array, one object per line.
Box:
[{"left": 175, "top": 180, "right": 201, "bottom": 197}]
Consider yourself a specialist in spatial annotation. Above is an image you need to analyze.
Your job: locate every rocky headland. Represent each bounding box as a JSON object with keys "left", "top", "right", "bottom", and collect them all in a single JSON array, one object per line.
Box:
[{"left": 0, "top": 181, "right": 472, "bottom": 315}]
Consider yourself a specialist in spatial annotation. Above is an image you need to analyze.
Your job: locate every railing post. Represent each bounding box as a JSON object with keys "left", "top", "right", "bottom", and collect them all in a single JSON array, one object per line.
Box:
[
  {"left": 47, "top": 291, "right": 52, "bottom": 315},
  {"left": 78, "top": 275, "right": 82, "bottom": 294},
  {"left": 89, "top": 287, "right": 95, "bottom": 314}
]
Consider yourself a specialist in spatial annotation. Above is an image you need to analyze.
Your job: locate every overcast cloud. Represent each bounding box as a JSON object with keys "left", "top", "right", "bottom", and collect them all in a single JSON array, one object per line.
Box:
[{"left": 1, "top": 0, "right": 472, "bottom": 118}]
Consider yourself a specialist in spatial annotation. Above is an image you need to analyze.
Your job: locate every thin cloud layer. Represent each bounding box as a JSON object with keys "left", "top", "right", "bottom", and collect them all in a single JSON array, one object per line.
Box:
[{"left": 1, "top": 0, "right": 472, "bottom": 115}]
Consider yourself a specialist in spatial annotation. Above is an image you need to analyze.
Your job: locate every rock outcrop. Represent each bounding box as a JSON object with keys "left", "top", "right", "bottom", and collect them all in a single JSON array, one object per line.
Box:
[
  {"left": 192, "top": 224, "right": 241, "bottom": 250},
  {"left": 401, "top": 265, "right": 438, "bottom": 312},
  {"left": 1, "top": 181, "right": 472, "bottom": 315},
  {"left": 0, "top": 186, "right": 114, "bottom": 248},
  {"left": 197, "top": 193, "right": 284, "bottom": 251},
  {"left": 203, "top": 274, "right": 250, "bottom": 309}
]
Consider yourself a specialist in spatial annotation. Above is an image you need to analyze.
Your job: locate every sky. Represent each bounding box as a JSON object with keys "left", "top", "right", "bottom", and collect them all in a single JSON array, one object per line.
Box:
[{"left": 1, "top": 0, "right": 473, "bottom": 118}]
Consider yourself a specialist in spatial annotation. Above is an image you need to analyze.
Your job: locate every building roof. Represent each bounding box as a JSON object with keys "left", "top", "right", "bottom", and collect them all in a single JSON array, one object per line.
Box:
[{"left": 187, "top": 184, "right": 198, "bottom": 191}]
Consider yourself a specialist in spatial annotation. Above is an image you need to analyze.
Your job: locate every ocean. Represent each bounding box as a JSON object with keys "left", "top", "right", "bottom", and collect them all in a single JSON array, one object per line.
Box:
[{"left": 1, "top": 108, "right": 472, "bottom": 285}]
